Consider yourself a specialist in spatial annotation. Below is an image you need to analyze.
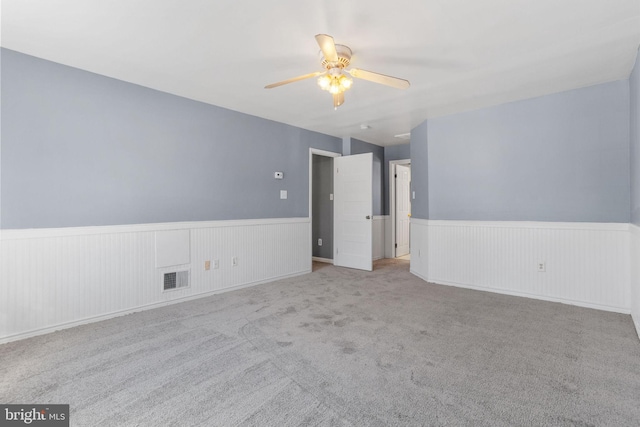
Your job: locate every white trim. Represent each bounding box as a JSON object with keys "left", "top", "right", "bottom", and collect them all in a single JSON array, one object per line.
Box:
[
  {"left": 309, "top": 148, "right": 341, "bottom": 265},
  {"left": 312, "top": 257, "right": 334, "bottom": 264},
  {"left": 388, "top": 159, "right": 411, "bottom": 258},
  {"left": 0, "top": 269, "right": 310, "bottom": 345},
  {"left": 429, "top": 278, "right": 630, "bottom": 314},
  {"left": 410, "top": 218, "right": 628, "bottom": 232},
  {"left": 410, "top": 268, "right": 428, "bottom": 283},
  {"left": 1, "top": 217, "right": 311, "bottom": 240},
  {"left": 425, "top": 219, "right": 628, "bottom": 231},
  {"left": 310, "top": 148, "right": 342, "bottom": 157}
]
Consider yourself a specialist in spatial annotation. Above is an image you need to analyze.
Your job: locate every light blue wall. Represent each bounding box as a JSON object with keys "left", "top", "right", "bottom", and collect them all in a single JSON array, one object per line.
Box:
[
  {"left": 631, "top": 49, "right": 640, "bottom": 227},
  {"left": 5, "top": 47, "right": 631, "bottom": 228},
  {"left": 350, "top": 138, "right": 384, "bottom": 216},
  {"left": 423, "top": 81, "right": 630, "bottom": 222},
  {"left": 410, "top": 122, "right": 429, "bottom": 219},
  {"left": 1, "top": 49, "right": 342, "bottom": 229},
  {"left": 383, "top": 143, "right": 410, "bottom": 215}
]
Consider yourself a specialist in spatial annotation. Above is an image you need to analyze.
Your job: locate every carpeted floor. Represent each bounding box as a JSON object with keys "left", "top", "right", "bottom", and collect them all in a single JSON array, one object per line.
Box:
[{"left": 1, "top": 259, "right": 639, "bottom": 426}]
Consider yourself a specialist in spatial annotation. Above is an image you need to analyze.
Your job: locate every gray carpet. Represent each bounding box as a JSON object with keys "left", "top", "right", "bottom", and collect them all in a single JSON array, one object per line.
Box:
[{"left": 1, "top": 259, "right": 639, "bottom": 426}]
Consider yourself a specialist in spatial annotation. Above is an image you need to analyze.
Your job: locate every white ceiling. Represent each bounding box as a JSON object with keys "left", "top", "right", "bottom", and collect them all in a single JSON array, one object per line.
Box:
[{"left": 2, "top": 0, "right": 640, "bottom": 146}]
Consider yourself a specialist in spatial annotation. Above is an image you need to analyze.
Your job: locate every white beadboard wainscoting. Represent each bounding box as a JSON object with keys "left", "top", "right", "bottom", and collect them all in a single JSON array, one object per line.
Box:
[
  {"left": 410, "top": 219, "right": 631, "bottom": 314},
  {"left": 373, "top": 216, "right": 386, "bottom": 261},
  {"left": 0, "top": 218, "right": 311, "bottom": 343},
  {"left": 384, "top": 216, "right": 393, "bottom": 259},
  {"left": 631, "top": 224, "right": 640, "bottom": 338}
]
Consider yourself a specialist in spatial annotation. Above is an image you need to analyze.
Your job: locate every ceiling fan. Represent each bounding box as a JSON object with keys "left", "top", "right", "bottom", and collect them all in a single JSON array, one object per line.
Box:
[{"left": 265, "top": 34, "right": 410, "bottom": 109}]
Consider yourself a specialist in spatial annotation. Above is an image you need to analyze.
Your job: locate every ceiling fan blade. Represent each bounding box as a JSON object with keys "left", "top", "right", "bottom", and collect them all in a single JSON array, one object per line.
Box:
[
  {"left": 264, "top": 71, "right": 323, "bottom": 89},
  {"left": 315, "top": 34, "right": 338, "bottom": 63},
  {"left": 348, "top": 68, "right": 410, "bottom": 89},
  {"left": 333, "top": 92, "right": 344, "bottom": 109}
]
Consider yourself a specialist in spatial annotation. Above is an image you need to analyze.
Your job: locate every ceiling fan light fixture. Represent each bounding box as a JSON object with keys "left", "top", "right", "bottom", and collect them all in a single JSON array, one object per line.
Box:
[
  {"left": 317, "top": 75, "right": 331, "bottom": 89},
  {"left": 318, "top": 71, "right": 353, "bottom": 98},
  {"left": 340, "top": 74, "right": 352, "bottom": 89}
]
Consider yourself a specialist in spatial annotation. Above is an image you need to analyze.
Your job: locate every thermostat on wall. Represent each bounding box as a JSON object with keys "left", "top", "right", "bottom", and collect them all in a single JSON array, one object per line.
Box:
[{"left": 274, "top": 172, "right": 284, "bottom": 179}]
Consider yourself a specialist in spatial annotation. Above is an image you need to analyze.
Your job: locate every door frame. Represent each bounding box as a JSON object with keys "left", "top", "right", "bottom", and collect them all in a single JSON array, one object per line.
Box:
[
  {"left": 309, "top": 148, "right": 341, "bottom": 265},
  {"left": 389, "top": 159, "right": 411, "bottom": 258}
]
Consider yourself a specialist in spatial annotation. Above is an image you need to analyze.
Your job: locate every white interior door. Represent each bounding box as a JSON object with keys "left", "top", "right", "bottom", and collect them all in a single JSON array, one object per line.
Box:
[
  {"left": 395, "top": 164, "right": 411, "bottom": 257},
  {"left": 334, "top": 153, "right": 373, "bottom": 271}
]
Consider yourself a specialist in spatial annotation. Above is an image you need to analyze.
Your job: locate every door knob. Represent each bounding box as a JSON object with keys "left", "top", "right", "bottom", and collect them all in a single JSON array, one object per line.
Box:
[{"left": 366, "top": 215, "right": 371, "bottom": 219}]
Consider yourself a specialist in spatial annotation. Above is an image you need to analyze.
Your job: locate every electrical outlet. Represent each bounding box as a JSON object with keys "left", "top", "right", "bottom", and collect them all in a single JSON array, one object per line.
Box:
[
  {"left": 213, "top": 260, "right": 219, "bottom": 269},
  {"left": 204, "top": 260, "right": 211, "bottom": 271},
  {"left": 537, "top": 262, "right": 546, "bottom": 272},
  {"left": 232, "top": 257, "right": 238, "bottom": 267},
  {"left": 318, "top": 238, "right": 322, "bottom": 246}
]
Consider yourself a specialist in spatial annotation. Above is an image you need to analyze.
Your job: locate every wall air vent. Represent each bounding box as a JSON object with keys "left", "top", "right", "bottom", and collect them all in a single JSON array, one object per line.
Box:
[
  {"left": 163, "top": 270, "right": 190, "bottom": 291},
  {"left": 394, "top": 132, "right": 411, "bottom": 140}
]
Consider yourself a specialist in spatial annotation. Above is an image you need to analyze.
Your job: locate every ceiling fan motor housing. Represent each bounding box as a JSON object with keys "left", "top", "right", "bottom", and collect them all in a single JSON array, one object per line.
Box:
[{"left": 320, "top": 44, "right": 352, "bottom": 69}]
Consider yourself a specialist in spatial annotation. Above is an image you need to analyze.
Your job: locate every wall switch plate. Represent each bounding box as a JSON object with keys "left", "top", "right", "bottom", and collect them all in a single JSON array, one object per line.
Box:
[
  {"left": 318, "top": 238, "right": 322, "bottom": 246},
  {"left": 213, "top": 260, "right": 219, "bottom": 269},
  {"left": 280, "top": 190, "right": 287, "bottom": 199},
  {"left": 537, "top": 262, "right": 546, "bottom": 272},
  {"left": 412, "top": 191, "right": 416, "bottom": 200},
  {"left": 274, "top": 171, "right": 283, "bottom": 179},
  {"left": 204, "top": 260, "right": 211, "bottom": 270},
  {"left": 329, "top": 194, "right": 334, "bottom": 201},
  {"left": 232, "top": 257, "right": 238, "bottom": 267}
]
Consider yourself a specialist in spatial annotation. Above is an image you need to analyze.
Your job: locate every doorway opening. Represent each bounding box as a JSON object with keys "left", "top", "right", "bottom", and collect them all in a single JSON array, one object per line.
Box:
[
  {"left": 309, "top": 148, "right": 341, "bottom": 269},
  {"left": 389, "top": 159, "right": 411, "bottom": 259}
]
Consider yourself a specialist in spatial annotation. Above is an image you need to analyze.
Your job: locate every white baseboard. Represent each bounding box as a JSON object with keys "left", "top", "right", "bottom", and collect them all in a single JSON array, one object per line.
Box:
[
  {"left": 312, "top": 257, "right": 333, "bottom": 264},
  {"left": 0, "top": 269, "right": 310, "bottom": 345},
  {"left": 429, "top": 278, "right": 630, "bottom": 314},
  {"left": 410, "top": 268, "right": 428, "bottom": 283}
]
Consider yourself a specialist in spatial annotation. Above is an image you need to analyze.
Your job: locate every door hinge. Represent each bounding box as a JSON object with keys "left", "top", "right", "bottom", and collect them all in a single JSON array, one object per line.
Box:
[
  {"left": 395, "top": 243, "right": 398, "bottom": 248},
  {"left": 395, "top": 174, "right": 397, "bottom": 178}
]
